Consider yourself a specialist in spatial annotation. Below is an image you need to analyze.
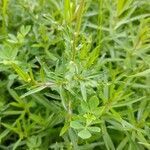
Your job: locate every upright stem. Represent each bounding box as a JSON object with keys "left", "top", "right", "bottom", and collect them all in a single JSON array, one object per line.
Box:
[
  {"left": 72, "top": 0, "right": 85, "bottom": 61},
  {"left": 2, "top": 0, "right": 8, "bottom": 34},
  {"left": 98, "top": 0, "right": 103, "bottom": 45}
]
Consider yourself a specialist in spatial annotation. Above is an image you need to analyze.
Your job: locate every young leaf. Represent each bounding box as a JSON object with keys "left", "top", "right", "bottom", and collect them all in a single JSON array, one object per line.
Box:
[
  {"left": 20, "top": 25, "right": 31, "bottom": 36},
  {"left": 70, "top": 121, "right": 84, "bottom": 129},
  {"left": 86, "top": 46, "right": 100, "bottom": 67},
  {"left": 21, "top": 85, "right": 47, "bottom": 98},
  {"left": 81, "top": 101, "right": 89, "bottom": 113},
  {"left": 88, "top": 127, "right": 101, "bottom": 133},
  {"left": 60, "top": 123, "right": 70, "bottom": 136},
  {"left": 89, "top": 96, "right": 99, "bottom": 110},
  {"left": 12, "top": 63, "right": 31, "bottom": 82},
  {"left": 78, "top": 129, "right": 91, "bottom": 139}
]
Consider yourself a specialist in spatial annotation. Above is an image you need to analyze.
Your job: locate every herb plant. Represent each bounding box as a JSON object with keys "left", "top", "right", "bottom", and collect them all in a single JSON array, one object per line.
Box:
[{"left": 0, "top": 0, "right": 150, "bottom": 150}]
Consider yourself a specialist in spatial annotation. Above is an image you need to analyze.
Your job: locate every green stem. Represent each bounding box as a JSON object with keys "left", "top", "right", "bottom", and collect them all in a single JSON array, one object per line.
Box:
[
  {"left": 2, "top": 0, "right": 8, "bottom": 34},
  {"left": 98, "top": 0, "right": 103, "bottom": 45},
  {"left": 72, "top": 0, "right": 85, "bottom": 61}
]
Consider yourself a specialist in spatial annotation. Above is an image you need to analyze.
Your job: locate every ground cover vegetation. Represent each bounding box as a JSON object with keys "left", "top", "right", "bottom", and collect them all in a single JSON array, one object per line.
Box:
[{"left": 0, "top": 0, "right": 150, "bottom": 149}]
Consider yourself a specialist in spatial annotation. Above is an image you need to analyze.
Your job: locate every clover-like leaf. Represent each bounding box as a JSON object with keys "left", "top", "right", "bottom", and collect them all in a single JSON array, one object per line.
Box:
[
  {"left": 78, "top": 129, "right": 91, "bottom": 139},
  {"left": 88, "top": 126, "right": 101, "bottom": 132},
  {"left": 70, "top": 121, "right": 84, "bottom": 129},
  {"left": 81, "top": 101, "right": 89, "bottom": 113},
  {"left": 89, "top": 96, "right": 99, "bottom": 110}
]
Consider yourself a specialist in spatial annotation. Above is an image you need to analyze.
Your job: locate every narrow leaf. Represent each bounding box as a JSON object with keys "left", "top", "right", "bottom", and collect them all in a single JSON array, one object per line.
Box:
[{"left": 21, "top": 86, "right": 47, "bottom": 98}]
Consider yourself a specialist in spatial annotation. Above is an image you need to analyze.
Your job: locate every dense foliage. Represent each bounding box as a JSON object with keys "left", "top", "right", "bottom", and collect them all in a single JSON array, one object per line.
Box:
[{"left": 0, "top": 0, "right": 150, "bottom": 149}]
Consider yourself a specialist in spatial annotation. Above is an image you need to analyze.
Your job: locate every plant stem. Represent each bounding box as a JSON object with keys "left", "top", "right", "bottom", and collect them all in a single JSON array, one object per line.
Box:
[
  {"left": 72, "top": 0, "right": 85, "bottom": 61},
  {"left": 2, "top": 0, "right": 8, "bottom": 34}
]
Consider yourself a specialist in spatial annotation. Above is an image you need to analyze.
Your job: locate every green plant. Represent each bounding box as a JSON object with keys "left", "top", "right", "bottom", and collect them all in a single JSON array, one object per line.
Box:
[{"left": 0, "top": 0, "right": 150, "bottom": 149}]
